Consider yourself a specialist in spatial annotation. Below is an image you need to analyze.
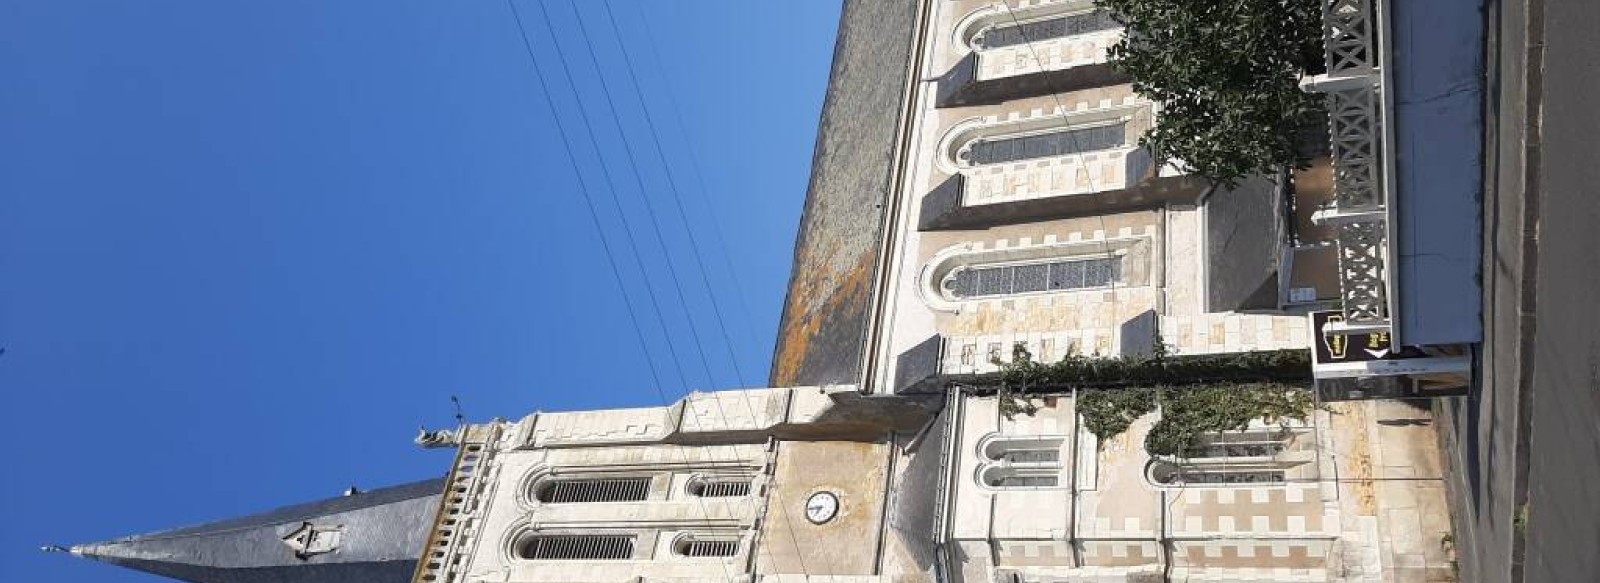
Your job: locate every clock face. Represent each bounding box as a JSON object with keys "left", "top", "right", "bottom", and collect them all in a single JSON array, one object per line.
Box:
[{"left": 804, "top": 491, "right": 839, "bottom": 524}]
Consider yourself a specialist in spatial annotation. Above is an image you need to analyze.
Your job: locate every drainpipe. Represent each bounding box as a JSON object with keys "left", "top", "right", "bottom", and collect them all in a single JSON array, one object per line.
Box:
[
  {"left": 1192, "top": 183, "right": 1219, "bottom": 315},
  {"left": 935, "top": 388, "right": 965, "bottom": 583},
  {"left": 1067, "top": 386, "right": 1082, "bottom": 567},
  {"left": 1160, "top": 489, "right": 1173, "bottom": 583},
  {"left": 1193, "top": 183, "right": 1218, "bottom": 207}
]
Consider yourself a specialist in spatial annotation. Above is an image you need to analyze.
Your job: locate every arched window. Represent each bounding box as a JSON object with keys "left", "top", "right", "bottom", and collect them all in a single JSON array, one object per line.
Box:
[
  {"left": 686, "top": 476, "right": 752, "bottom": 498},
  {"left": 982, "top": 436, "right": 1065, "bottom": 463},
  {"left": 673, "top": 535, "right": 741, "bottom": 558},
  {"left": 945, "top": 256, "right": 1120, "bottom": 300},
  {"left": 976, "top": 434, "right": 1067, "bottom": 489},
  {"left": 1144, "top": 429, "right": 1304, "bottom": 487},
  {"left": 533, "top": 477, "right": 651, "bottom": 504},
  {"left": 981, "top": 466, "right": 1062, "bottom": 488},
  {"left": 971, "top": 9, "right": 1119, "bottom": 49},
  {"left": 1182, "top": 428, "right": 1299, "bottom": 460},
  {"left": 1146, "top": 461, "right": 1287, "bottom": 487},
  {"left": 515, "top": 534, "right": 634, "bottom": 560},
  {"left": 950, "top": 1, "right": 1125, "bottom": 83},
  {"left": 960, "top": 123, "right": 1128, "bottom": 166}
]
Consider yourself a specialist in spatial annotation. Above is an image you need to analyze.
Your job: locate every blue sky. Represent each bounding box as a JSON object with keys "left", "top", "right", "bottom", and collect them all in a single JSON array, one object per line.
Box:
[{"left": 0, "top": 1, "right": 841, "bottom": 580}]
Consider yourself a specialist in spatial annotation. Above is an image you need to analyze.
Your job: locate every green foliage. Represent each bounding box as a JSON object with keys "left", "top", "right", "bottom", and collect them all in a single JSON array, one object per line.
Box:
[
  {"left": 1078, "top": 387, "right": 1157, "bottom": 440},
  {"left": 973, "top": 343, "right": 1310, "bottom": 395},
  {"left": 985, "top": 344, "right": 1315, "bottom": 456},
  {"left": 1095, "top": 0, "right": 1326, "bottom": 186},
  {"left": 1141, "top": 383, "right": 1315, "bottom": 456},
  {"left": 994, "top": 344, "right": 1042, "bottom": 419}
]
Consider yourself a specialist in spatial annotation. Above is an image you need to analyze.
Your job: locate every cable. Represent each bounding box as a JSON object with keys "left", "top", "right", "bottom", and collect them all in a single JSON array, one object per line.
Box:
[
  {"left": 502, "top": 0, "right": 665, "bottom": 408},
  {"left": 565, "top": 0, "right": 732, "bottom": 393},
  {"left": 528, "top": 0, "right": 701, "bottom": 399},
  {"left": 596, "top": 0, "right": 754, "bottom": 388},
  {"left": 501, "top": 4, "right": 741, "bottom": 582},
  {"left": 629, "top": 7, "right": 769, "bottom": 359},
  {"left": 572, "top": 5, "right": 821, "bottom": 576},
  {"left": 512, "top": 3, "right": 821, "bottom": 580}
]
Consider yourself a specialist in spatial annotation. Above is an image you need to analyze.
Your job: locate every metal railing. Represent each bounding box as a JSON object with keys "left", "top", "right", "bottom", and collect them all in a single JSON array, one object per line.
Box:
[{"left": 1305, "top": 0, "right": 1397, "bottom": 331}]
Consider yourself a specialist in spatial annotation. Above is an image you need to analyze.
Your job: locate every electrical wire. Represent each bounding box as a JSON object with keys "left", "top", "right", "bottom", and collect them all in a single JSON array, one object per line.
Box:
[
  {"left": 578, "top": 3, "right": 820, "bottom": 576},
  {"left": 501, "top": 3, "right": 748, "bottom": 581}
]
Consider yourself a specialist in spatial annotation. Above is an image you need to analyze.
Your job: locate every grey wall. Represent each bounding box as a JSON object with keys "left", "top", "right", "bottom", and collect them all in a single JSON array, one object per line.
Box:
[
  {"left": 1205, "top": 176, "right": 1283, "bottom": 312},
  {"left": 1392, "top": 0, "right": 1485, "bottom": 345}
]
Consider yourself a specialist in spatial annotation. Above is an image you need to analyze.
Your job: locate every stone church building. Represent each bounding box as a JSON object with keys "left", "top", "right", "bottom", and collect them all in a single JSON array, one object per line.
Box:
[{"left": 62, "top": 1, "right": 1457, "bottom": 582}]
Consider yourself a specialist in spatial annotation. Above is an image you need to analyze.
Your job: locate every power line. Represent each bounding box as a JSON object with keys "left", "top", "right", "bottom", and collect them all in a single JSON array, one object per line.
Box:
[
  {"left": 502, "top": 0, "right": 666, "bottom": 398},
  {"left": 628, "top": 7, "right": 770, "bottom": 364},
  {"left": 572, "top": 5, "right": 820, "bottom": 576},
  {"left": 596, "top": 0, "right": 755, "bottom": 388},
  {"left": 503, "top": 3, "right": 809, "bottom": 580},
  {"left": 527, "top": 0, "right": 700, "bottom": 397},
  {"left": 501, "top": 3, "right": 749, "bottom": 582},
  {"left": 566, "top": 0, "right": 730, "bottom": 392}
]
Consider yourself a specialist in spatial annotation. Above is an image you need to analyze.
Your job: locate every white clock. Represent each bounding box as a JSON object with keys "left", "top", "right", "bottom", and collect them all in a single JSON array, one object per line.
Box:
[{"left": 804, "top": 491, "right": 839, "bottom": 524}]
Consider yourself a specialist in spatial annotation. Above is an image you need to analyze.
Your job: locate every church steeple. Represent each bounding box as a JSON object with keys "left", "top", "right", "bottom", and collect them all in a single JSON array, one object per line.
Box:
[{"left": 58, "top": 479, "right": 443, "bottom": 583}]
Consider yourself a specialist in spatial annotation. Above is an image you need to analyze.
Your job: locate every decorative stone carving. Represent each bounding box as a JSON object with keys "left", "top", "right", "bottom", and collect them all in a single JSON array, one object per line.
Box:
[
  {"left": 280, "top": 522, "right": 342, "bottom": 560},
  {"left": 414, "top": 427, "right": 459, "bottom": 449}
]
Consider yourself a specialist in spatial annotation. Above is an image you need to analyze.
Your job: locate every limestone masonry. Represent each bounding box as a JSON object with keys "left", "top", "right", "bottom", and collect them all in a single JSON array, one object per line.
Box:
[{"left": 67, "top": 1, "right": 1459, "bottom": 582}]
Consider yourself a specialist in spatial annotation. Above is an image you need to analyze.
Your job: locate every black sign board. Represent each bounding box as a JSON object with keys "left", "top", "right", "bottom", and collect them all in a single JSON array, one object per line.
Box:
[
  {"left": 1310, "top": 311, "right": 1428, "bottom": 364},
  {"left": 1308, "top": 311, "right": 1470, "bottom": 400}
]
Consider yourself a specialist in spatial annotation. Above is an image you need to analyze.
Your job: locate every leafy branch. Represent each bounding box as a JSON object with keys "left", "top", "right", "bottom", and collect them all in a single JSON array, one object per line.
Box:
[
  {"left": 981, "top": 342, "right": 1316, "bottom": 457},
  {"left": 1095, "top": 0, "right": 1327, "bottom": 187}
]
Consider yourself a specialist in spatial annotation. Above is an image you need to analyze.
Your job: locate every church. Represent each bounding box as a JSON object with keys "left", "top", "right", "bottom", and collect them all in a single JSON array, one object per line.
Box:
[{"left": 61, "top": 1, "right": 1459, "bottom": 582}]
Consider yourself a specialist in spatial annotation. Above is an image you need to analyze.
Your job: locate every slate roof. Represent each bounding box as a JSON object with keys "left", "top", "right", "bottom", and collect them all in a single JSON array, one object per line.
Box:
[
  {"left": 69, "top": 479, "right": 443, "bottom": 583},
  {"left": 769, "top": 0, "right": 919, "bottom": 388}
]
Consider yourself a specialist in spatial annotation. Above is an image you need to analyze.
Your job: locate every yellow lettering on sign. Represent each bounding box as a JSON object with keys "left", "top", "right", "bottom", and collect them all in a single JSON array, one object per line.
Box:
[{"left": 1325, "top": 314, "right": 1347, "bottom": 359}]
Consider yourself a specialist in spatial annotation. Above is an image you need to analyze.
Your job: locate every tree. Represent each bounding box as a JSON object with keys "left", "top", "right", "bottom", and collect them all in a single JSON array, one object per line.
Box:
[{"left": 1096, "top": 0, "right": 1326, "bottom": 187}]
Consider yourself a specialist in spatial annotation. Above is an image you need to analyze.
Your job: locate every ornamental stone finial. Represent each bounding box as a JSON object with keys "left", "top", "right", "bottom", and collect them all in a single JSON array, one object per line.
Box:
[{"left": 414, "top": 426, "right": 459, "bottom": 449}]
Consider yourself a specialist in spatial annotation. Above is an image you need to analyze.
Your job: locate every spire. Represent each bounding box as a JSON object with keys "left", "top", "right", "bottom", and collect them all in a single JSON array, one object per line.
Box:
[{"left": 59, "top": 479, "right": 443, "bottom": 583}]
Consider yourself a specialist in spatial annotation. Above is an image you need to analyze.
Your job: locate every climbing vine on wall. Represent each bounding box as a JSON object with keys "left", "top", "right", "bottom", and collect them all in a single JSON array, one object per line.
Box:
[{"left": 980, "top": 343, "right": 1316, "bottom": 457}]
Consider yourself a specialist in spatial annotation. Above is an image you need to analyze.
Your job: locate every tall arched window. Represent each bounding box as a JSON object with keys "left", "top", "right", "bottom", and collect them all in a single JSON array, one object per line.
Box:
[
  {"left": 1146, "top": 461, "right": 1287, "bottom": 487},
  {"left": 960, "top": 123, "right": 1128, "bottom": 166},
  {"left": 533, "top": 477, "right": 651, "bottom": 504},
  {"left": 686, "top": 476, "right": 752, "bottom": 498},
  {"left": 515, "top": 534, "right": 635, "bottom": 560},
  {"left": 976, "top": 434, "right": 1067, "bottom": 489},
  {"left": 934, "top": 105, "right": 1154, "bottom": 205},
  {"left": 945, "top": 256, "right": 1120, "bottom": 300},
  {"left": 951, "top": 1, "right": 1125, "bottom": 83},
  {"left": 1143, "top": 428, "right": 1306, "bottom": 487},
  {"left": 672, "top": 535, "right": 741, "bottom": 558},
  {"left": 971, "top": 9, "right": 1119, "bottom": 49},
  {"left": 919, "top": 239, "right": 1146, "bottom": 311}
]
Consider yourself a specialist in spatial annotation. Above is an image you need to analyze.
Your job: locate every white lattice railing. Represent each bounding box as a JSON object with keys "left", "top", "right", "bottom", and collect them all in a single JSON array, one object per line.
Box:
[
  {"left": 976, "top": 29, "right": 1121, "bottom": 80},
  {"left": 1304, "top": 0, "right": 1396, "bottom": 331}
]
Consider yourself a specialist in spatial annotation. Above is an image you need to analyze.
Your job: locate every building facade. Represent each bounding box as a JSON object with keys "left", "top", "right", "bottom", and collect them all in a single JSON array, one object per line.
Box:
[{"left": 64, "top": 1, "right": 1463, "bottom": 583}]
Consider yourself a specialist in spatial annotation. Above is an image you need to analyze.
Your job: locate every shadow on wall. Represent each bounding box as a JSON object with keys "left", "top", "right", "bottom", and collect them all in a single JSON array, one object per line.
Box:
[{"left": 1120, "top": 309, "right": 1159, "bottom": 357}]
